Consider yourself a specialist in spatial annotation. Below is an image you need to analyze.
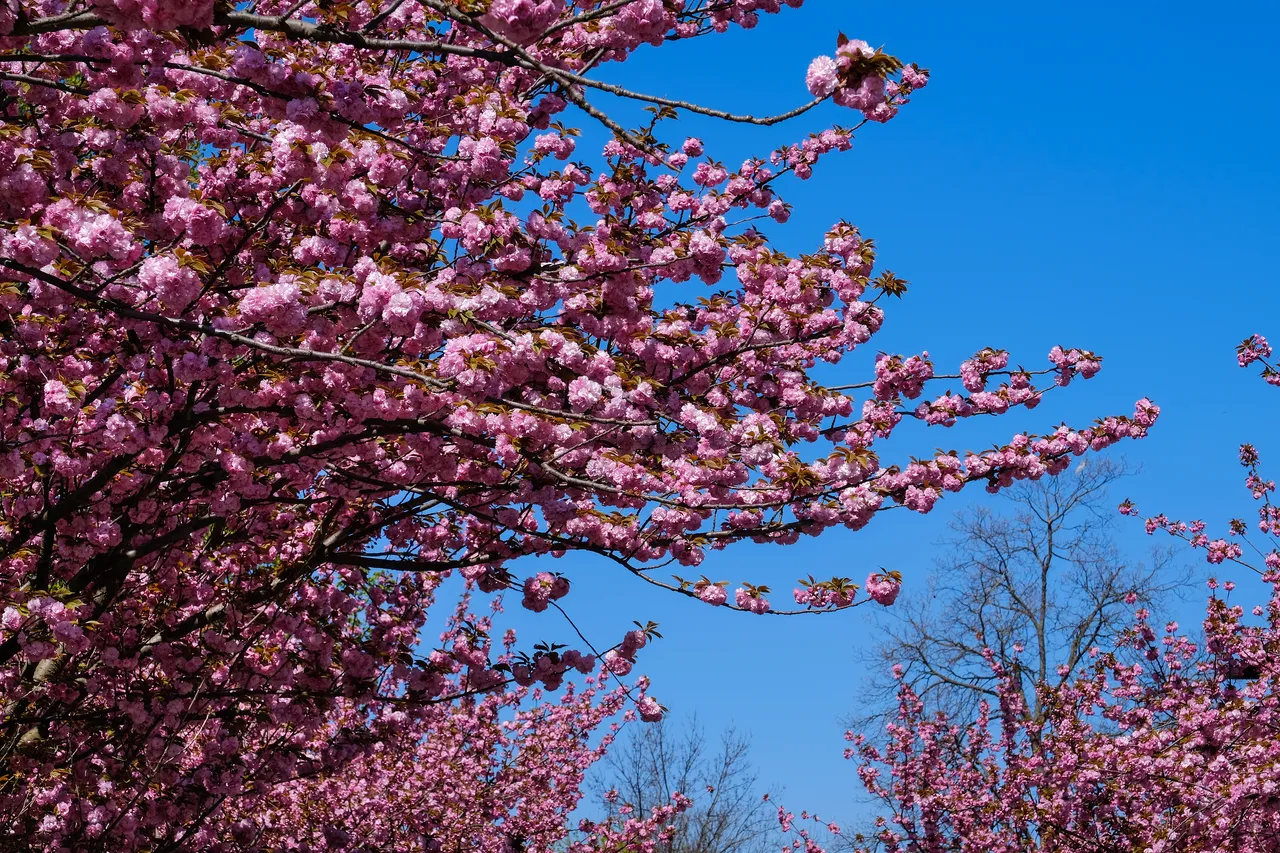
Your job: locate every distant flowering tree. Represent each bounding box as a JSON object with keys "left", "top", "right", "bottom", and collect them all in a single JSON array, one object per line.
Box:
[
  {"left": 220, "top": 607, "right": 666, "bottom": 852},
  {"left": 0, "top": 1, "right": 1154, "bottom": 849},
  {"left": 849, "top": 341, "right": 1280, "bottom": 853}
]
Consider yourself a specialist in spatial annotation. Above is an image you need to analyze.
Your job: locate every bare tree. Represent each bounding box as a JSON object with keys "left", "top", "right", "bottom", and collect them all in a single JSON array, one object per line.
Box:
[
  {"left": 855, "top": 457, "right": 1187, "bottom": 731},
  {"left": 591, "top": 717, "right": 775, "bottom": 853}
]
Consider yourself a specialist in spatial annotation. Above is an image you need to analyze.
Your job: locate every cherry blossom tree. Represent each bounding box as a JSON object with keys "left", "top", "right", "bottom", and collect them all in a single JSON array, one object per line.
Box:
[
  {"left": 218, "top": 605, "right": 662, "bottom": 852},
  {"left": 0, "top": 1, "right": 1156, "bottom": 849},
  {"left": 848, "top": 340, "right": 1280, "bottom": 853}
]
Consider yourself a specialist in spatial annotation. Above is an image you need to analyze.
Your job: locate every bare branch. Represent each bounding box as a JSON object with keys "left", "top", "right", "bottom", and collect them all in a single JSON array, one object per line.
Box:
[{"left": 854, "top": 457, "right": 1191, "bottom": 732}]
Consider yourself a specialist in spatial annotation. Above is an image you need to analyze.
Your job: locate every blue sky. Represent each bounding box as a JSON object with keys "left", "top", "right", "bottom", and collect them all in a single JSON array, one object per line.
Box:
[{"left": 477, "top": 0, "right": 1280, "bottom": 829}]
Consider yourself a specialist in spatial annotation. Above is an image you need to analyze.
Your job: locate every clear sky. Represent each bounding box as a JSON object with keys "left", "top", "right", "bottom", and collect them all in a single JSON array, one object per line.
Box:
[{"left": 482, "top": 0, "right": 1280, "bottom": 829}]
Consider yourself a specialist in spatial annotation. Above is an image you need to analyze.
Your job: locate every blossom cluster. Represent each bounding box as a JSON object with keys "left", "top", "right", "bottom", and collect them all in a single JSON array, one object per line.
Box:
[{"left": 805, "top": 37, "right": 930, "bottom": 123}]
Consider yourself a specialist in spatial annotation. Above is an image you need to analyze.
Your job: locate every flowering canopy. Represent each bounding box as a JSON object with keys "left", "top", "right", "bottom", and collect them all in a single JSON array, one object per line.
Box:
[{"left": 0, "top": 1, "right": 1154, "bottom": 849}]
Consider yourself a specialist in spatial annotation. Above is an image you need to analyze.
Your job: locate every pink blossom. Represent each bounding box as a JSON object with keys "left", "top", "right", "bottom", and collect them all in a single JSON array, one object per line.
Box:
[
  {"left": 636, "top": 695, "right": 664, "bottom": 722},
  {"left": 865, "top": 572, "right": 901, "bottom": 606},
  {"left": 805, "top": 56, "right": 840, "bottom": 98},
  {"left": 478, "top": 0, "right": 566, "bottom": 44},
  {"left": 602, "top": 650, "right": 633, "bottom": 676},
  {"left": 697, "top": 584, "right": 727, "bottom": 606},
  {"left": 237, "top": 282, "right": 307, "bottom": 334},
  {"left": 735, "top": 588, "right": 772, "bottom": 614},
  {"left": 902, "top": 64, "right": 930, "bottom": 89},
  {"left": 833, "top": 74, "right": 885, "bottom": 112},
  {"left": 138, "top": 255, "right": 200, "bottom": 311}
]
